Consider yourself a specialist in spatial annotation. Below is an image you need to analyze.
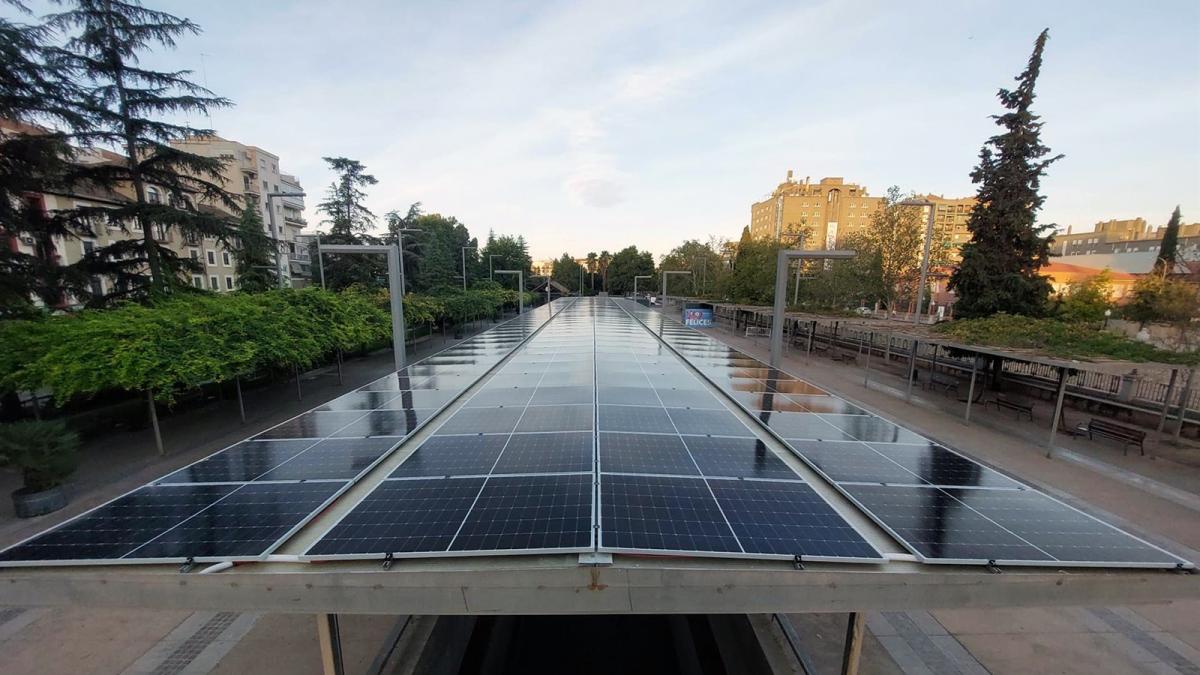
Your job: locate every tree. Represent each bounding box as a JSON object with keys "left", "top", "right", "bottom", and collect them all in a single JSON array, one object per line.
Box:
[
  {"left": 1125, "top": 270, "right": 1199, "bottom": 328},
  {"left": 606, "top": 246, "right": 654, "bottom": 294},
  {"left": 384, "top": 203, "right": 422, "bottom": 292},
  {"left": 597, "top": 250, "right": 612, "bottom": 291},
  {"left": 585, "top": 251, "right": 598, "bottom": 291},
  {"left": 1156, "top": 206, "right": 1183, "bottom": 273},
  {"left": 478, "top": 232, "right": 532, "bottom": 287},
  {"left": 719, "top": 228, "right": 782, "bottom": 304},
  {"left": 318, "top": 157, "right": 377, "bottom": 237},
  {"left": 1055, "top": 269, "right": 1113, "bottom": 322},
  {"left": 857, "top": 186, "right": 926, "bottom": 313},
  {"left": 0, "top": 4, "right": 95, "bottom": 314},
  {"left": 550, "top": 252, "right": 583, "bottom": 293},
  {"left": 231, "top": 203, "right": 273, "bottom": 292},
  {"left": 659, "top": 239, "right": 725, "bottom": 299},
  {"left": 948, "top": 29, "right": 1062, "bottom": 318},
  {"left": 404, "top": 212, "right": 477, "bottom": 293},
  {"left": 49, "top": 0, "right": 239, "bottom": 297},
  {"left": 316, "top": 156, "right": 382, "bottom": 290}
]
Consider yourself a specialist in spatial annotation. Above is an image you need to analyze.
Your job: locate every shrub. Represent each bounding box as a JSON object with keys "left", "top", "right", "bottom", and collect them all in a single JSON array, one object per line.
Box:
[{"left": 0, "top": 420, "right": 81, "bottom": 491}]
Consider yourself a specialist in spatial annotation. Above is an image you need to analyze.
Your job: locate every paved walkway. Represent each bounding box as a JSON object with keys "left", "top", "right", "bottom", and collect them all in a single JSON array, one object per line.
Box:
[{"left": 1, "top": 307, "right": 1199, "bottom": 674}]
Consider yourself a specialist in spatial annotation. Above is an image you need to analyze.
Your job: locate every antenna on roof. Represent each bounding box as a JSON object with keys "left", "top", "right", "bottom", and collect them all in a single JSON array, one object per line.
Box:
[{"left": 200, "top": 53, "right": 214, "bottom": 131}]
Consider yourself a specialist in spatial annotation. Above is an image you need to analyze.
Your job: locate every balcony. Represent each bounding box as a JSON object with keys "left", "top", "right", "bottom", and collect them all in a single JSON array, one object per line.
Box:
[{"left": 284, "top": 213, "right": 306, "bottom": 227}]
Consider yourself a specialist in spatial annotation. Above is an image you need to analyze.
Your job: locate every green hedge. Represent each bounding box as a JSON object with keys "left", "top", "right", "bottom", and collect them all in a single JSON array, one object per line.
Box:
[{"left": 0, "top": 286, "right": 535, "bottom": 405}]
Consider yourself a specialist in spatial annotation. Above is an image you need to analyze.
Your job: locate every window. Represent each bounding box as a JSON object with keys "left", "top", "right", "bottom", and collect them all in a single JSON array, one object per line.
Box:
[
  {"left": 225, "top": 276, "right": 234, "bottom": 290},
  {"left": 273, "top": 184, "right": 279, "bottom": 193},
  {"left": 184, "top": 231, "right": 200, "bottom": 246},
  {"left": 192, "top": 276, "right": 203, "bottom": 288},
  {"left": 206, "top": 250, "right": 216, "bottom": 265},
  {"left": 82, "top": 240, "right": 95, "bottom": 256},
  {"left": 263, "top": 180, "right": 268, "bottom": 191},
  {"left": 189, "top": 249, "right": 199, "bottom": 261},
  {"left": 222, "top": 251, "right": 231, "bottom": 266},
  {"left": 209, "top": 275, "right": 219, "bottom": 290},
  {"left": 89, "top": 277, "right": 103, "bottom": 297},
  {"left": 147, "top": 186, "right": 161, "bottom": 204},
  {"left": 153, "top": 223, "right": 170, "bottom": 241}
]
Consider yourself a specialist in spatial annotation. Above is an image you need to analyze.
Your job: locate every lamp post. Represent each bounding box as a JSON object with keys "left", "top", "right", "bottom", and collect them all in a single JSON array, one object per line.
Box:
[
  {"left": 661, "top": 270, "right": 692, "bottom": 309},
  {"left": 578, "top": 264, "right": 584, "bottom": 296},
  {"left": 461, "top": 246, "right": 477, "bottom": 291},
  {"left": 489, "top": 255, "right": 501, "bottom": 280},
  {"left": 899, "top": 198, "right": 936, "bottom": 324},
  {"left": 633, "top": 274, "right": 652, "bottom": 302},
  {"left": 394, "top": 227, "right": 421, "bottom": 296},
  {"left": 770, "top": 249, "right": 857, "bottom": 368},
  {"left": 494, "top": 270, "right": 524, "bottom": 315},
  {"left": 318, "top": 243, "right": 408, "bottom": 373},
  {"left": 265, "top": 191, "right": 306, "bottom": 288}
]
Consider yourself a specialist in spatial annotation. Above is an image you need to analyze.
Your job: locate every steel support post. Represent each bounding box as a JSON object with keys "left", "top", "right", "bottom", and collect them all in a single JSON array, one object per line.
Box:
[
  {"left": 1047, "top": 366, "right": 1069, "bottom": 456},
  {"left": 317, "top": 613, "right": 345, "bottom": 675},
  {"left": 964, "top": 357, "right": 979, "bottom": 425},
  {"left": 388, "top": 245, "right": 408, "bottom": 373},
  {"left": 841, "top": 612, "right": 865, "bottom": 675}
]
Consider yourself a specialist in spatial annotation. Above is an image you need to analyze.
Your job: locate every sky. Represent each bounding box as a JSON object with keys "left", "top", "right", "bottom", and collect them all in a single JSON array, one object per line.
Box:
[{"left": 16, "top": 0, "right": 1200, "bottom": 260}]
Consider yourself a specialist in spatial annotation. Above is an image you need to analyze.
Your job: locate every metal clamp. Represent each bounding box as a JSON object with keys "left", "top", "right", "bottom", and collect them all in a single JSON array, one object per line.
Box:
[
  {"left": 382, "top": 552, "right": 395, "bottom": 571},
  {"left": 986, "top": 559, "right": 1003, "bottom": 574},
  {"left": 179, "top": 557, "right": 196, "bottom": 574},
  {"left": 793, "top": 554, "right": 805, "bottom": 571}
]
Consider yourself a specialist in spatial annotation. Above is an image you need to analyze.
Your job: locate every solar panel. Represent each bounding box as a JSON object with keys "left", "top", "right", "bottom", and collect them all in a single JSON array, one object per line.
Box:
[
  {"left": 614, "top": 298, "right": 1193, "bottom": 570},
  {"left": 599, "top": 432, "right": 699, "bottom": 476},
  {"left": 450, "top": 474, "right": 592, "bottom": 552},
  {"left": 389, "top": 434, "right": 509, "bottom": 478},
  {"left": 667, "top": 408, "right": 754, "bottom": 438},
  {"left": 307, "top": 478, "right": 485, "bottom": 556},
  {"left": 707, "top": 479, "right": 881, "bottom": 559},
  {"left": 255, "top": 411, "right": 367, "bottom": 439},
  {"left": 600, "top": 474, "right": 740, "bottom": 554},
  {"left": 598, "top": 405, "right": 676, "bottom": 434},
  {"left": 159, "top": 439, "right": 316, "bottom": 484},
  {"left": 436, "top": 406, "right": 524, "bottom": 435},
  {"left": 330, "top": 409, "right": 433, "bottom": 438},
  {"left": 121, "top": 481, "right": 346, "bottom": 560},
  {"left": 680, "top": 436, "right": 799, "bottom": 480},
  {"left": 492, "top": 432, "right": 593, "bottom": 474},
  {"left": 255, "top": 437, "right": 399, "bottom": 481},
  {"left": 515, "top": 404, "right": 593, "bottom": 433}
]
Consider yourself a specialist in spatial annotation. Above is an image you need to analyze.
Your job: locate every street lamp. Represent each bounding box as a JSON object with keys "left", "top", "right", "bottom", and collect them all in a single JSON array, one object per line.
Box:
[
  {"left": 661, "top": 270, "right": 692, "bottom": 309},
  {"left": 633, "top": 275, "right": 652, "bottom": 302},
  {"left": 265, "top": 191, "right": 306, "bottom": 288},
  {"left": 317, "top": 242, "right": 408, "bottom": 373},
  {"left": 394, "top": 227, "right": 421, "bottom": 296},
  {"left": 899, "top": 198, "right": 936, "bottom": 324},
  {"left": 494, "top": 270, "right": 524, "bottom": 315},
  {"left": 770, "top": 249, "right": 857, "bottom": 368},
  {"left": 461, "top": 245, "right": 477, "bottom": 291}
]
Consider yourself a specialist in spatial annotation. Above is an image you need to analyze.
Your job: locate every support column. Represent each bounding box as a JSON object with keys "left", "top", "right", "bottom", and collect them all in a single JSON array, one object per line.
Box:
[
  {"left": 863, "top": 332, "right": 873, "bottom": 387},
  {"left": 841, "top": 612, "right": 865, "bottom": 675},
  {"left": 147, "top": 389, "right": 163, "bottom": 455},
  {"left": 964, "top": 357, "right": 979, "bottom": 425},
  {"left": 317, "top": 613, "right": 344, "bottom": 675},
  {"left": 1157, "top": 368, "right": 1179, "bottom": 433},
  {"left": 1047, "top": 366, "right": 1069, "bottom": 457},
  {"left": 294, "top": 364, "right": 303, "bottom": 401},
  {"left": 1174, "top": 368, "right": 1196, "bottom": 442},
  {"left": 905, "top": 339, "right": 919, "bottom": 403},
  {"left": 235, "top": 376, "right": 246, "bottom": 424}
]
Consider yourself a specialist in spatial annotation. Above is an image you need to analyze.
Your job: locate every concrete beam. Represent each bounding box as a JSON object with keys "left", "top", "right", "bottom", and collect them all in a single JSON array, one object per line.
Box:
[{"left": 1, "top": 560, "right": 1195, "bottom": 616}]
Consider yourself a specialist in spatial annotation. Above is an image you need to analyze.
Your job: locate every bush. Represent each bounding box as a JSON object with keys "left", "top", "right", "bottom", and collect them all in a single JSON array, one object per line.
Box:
[
  {"left": 1054, "top": 269, "right": 1113, "bottom": 323},
  {"left": 0, "top": 420, "right": 81, "bottom": 491}
]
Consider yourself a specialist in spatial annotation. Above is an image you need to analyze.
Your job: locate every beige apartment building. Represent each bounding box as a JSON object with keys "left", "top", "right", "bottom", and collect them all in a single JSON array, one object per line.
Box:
[
  {"left": 749, "top": 173, "right": 883, "bottom": 248},
  {"left": 169, "top": 135, "right": 307, "bottom": 286},
  {"left": 1053, "top": 218, "right": 1149, "bottom": 255},
  {"left": 921, "top": 193, "right": 977, "bottom": 255}
]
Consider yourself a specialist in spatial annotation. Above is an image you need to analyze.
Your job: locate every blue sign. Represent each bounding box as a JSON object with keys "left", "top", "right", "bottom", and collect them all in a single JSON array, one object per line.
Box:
[{"left": 683, "top": 308, "right": 713, "bottom": 327}]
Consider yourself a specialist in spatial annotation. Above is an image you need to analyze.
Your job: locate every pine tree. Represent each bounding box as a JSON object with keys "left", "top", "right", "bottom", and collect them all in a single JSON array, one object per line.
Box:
[
  {"left": 231, "top": 203, "right": 273, "bottom": 292},
  {"left": 47, "top": 0, "right": 238, "bottom": 298},
  {"left": 316, "top": 156, "right": 383, "bottom": 289},
  {"left": 1156, "top": 206, "right": 1182, "bottom": 273},
  {"left": 948, "top": 29, "right": 1063, "bottom": 318},
  {"left": 0, "top": 3, "right": 96, "bottom": 314}
]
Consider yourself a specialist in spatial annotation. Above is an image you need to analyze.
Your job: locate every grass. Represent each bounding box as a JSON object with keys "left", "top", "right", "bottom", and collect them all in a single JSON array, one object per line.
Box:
[{"left": 933, "top": 314, "right": 1199, "bottom": 366}]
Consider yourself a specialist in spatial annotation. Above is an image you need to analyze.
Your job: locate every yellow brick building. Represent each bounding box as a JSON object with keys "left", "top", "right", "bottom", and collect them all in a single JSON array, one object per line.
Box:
[{"left": 749, "top": 173, "right": 883, "bottom": 248}]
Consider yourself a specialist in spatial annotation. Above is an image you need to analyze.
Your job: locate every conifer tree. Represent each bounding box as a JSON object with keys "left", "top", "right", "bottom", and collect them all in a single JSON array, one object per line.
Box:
[
  {"left": 47, "top": 0, "right": 239, "bottom": 298},
  {"left": 316, "top": 156, "right": 383, "bottom": 289},
  {"left": 0, "top": 2, "right": 95, "bottom": 314},
  {"left": 231, "top": 203, "right": 273, "bottom": 292},
  {"left": 948, "top": 29, "right": 1063, "bottom": 318},
  {"left": 1156, "top": 206, "right": 1182, "bottom": 273}
]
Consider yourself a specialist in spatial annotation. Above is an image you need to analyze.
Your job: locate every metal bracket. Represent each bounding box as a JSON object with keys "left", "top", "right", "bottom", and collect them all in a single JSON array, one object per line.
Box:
[
  {"left": 1174, "top": 563, "right": 1195, "bottom": 575},
  {"left": 179, "top": 557, "right": 196, "bottom": 574},
  {"left": 793, "top": 554, "right": 805, "bottom": 571},
  {"left": 578, "top": 552, "right": 612, "bottom": 566},
  {"left": 986, "top": 559, "right": 1002, "bottom": 574},
  {"left": 382, "top": 552, "right": 395, "bottom": 571}
]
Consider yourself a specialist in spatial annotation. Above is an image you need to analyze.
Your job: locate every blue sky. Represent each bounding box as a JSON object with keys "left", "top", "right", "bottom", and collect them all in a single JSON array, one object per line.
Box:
[{"left": 20, "top": 0, "right": 1200, "bottom": 259}]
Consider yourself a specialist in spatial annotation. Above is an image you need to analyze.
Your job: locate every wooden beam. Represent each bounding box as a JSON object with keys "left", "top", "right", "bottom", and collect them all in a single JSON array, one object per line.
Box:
[{"left": 840, "top": 612, "right": 865, "bottom": 675}]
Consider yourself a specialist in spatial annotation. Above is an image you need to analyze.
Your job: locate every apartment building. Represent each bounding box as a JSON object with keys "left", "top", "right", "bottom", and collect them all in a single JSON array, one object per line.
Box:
[
  {"left": 920, "top": 193, "right": 978, "bottom": 256},
  {"left": 169, "top": 135, "right": 307, "bottom": 286},
  {"left": 1052, "top": 218, "right": 1150, "bottom": 255},
  {"left": 749, "top": 173, "right": 883, "bottom": 248}
]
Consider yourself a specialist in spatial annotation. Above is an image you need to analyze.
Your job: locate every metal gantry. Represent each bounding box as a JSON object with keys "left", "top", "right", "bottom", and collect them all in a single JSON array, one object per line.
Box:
[
  {"left": 316, "top": 243, "right": 408, "bottom": 373},
  {"left": 769, "top": 249, "right": 857, "bottom": 368}
]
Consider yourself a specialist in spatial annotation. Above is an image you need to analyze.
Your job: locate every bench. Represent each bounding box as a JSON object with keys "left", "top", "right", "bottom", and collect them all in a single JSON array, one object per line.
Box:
[
  {"left": 925, "top": 372, "right": 959, "bottom": 396},
  {"left": 1086, "top": 418, "right": 1147, "bottom": 456},
  {"left": 830, "top": 350, "right": 857, "bottom": 364},
  {"left": 745, "top": 326, "right": 769, "bottom": 338},
  {"left": 989, "top": 394, "right": 1033, "bottom": 421}
]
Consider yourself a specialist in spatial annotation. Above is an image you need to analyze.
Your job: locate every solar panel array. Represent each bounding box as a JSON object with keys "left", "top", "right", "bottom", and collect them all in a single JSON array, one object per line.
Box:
[
  {"left": 616, "top": 300, "right": 1190, "bottom": 569},
  {"left": 0, "top": 303, "right": 568, "bottom": 567},
  {"left": 307, "top": 299, "right": 884, "bottom": 563}
]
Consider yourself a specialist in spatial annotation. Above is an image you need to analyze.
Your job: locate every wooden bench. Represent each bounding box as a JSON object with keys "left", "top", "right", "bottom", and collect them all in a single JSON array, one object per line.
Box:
[
  {"left": 989, "top": 394, "right": 1033, "bottom": 421},
  {"left": 925, "top": 372, "right": 959, "bottom": 396},
  {"left": 745, "top": 326, "right": 769, "bottom": 338},
  {"left": 1086, "top": 418, "right": 1147, "bottom": 456}
]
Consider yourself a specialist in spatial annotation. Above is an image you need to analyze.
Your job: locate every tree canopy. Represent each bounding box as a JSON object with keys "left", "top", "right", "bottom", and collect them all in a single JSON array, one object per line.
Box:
[{"left": 606, "top": 246, "right": 654, "bottom": 294}]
